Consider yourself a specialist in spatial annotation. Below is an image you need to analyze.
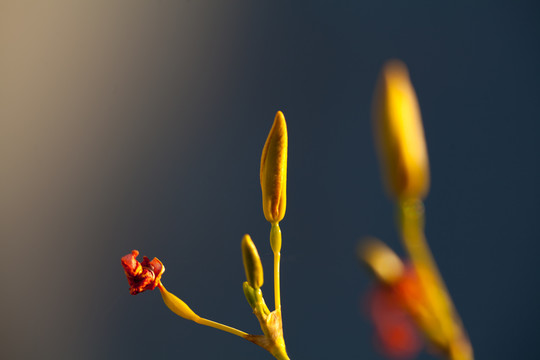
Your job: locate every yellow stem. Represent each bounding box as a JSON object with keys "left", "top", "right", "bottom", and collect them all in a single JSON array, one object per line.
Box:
[
  {"left": 270, "top": 222, "right": 282, "bottom": 311},
  {"left": 271, "top": 347, "right": 291, "bottom": 360},
  {"left": 195, "top": 317, "right": 249, "bottom": 338},
  {"left": 274, "top": 251, "right": 281, "bottom": 310},
  {"left": 398, "top": 199, "right": 473, "bottom": 360}
]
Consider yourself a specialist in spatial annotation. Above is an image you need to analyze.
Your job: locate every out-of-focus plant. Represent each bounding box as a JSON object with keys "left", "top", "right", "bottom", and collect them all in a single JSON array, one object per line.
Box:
[
  {"left": 121, "top": 112, "right": 290, "bottom": 360},
  {"left": 360, "top": 60, "right": 473, "bottom": 360}
]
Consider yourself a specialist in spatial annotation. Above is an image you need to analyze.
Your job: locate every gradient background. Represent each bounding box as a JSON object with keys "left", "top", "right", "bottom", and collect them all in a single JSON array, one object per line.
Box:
[{"left": 1, "top": 1, "right": 539, "bottom": 359}]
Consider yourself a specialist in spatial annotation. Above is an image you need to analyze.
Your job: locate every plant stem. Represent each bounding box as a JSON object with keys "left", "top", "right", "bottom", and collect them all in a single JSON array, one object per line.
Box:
[
  {"left": 398, "top": 199, "right": 473, "bottom": 360},
  {"left": 195, "top": 318, "right": 249, "bottom": 338},
  {"left": 270, "top": 223, "right": 282, "bottom": 310},
  {"left": 274, "top": 251, "right": 281, "bottom": 310}
]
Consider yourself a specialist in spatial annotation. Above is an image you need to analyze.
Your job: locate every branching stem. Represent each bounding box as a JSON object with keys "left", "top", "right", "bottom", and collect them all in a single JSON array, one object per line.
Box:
[{"left": 398, "top": 199, "right": 473, "bottom": 360}]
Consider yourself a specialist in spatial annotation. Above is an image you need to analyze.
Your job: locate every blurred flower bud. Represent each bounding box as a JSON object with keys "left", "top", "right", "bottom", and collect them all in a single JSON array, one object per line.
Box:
[
  {"left": 359, "top": 238, "right": 404, "bottom": 285},
  {"left": 372, "top": 60, "right": 430, "bottom": 200},
  {"left": 260, "top": 111, "right": 288, "bottom": 223},
  {"left": 242, "top": 234, "right": 264, "bottom": 289}
]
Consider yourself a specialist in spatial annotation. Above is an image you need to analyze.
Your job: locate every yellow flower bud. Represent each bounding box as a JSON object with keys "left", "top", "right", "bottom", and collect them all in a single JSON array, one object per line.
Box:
[
  {"left": 260, "top": 111, "right": 288, "bottom": 223},
  {"left": 359, "top": 238, "right": 404, "bottom": 285},
  {"left": 158, "top": 284, "right": 200, "bottom": 322},
  {"left": 372, "top": 60, "right": 430, "bottom": 200},
  {"left": 241, "top": 234, "right": 264, "bottom": 289}
]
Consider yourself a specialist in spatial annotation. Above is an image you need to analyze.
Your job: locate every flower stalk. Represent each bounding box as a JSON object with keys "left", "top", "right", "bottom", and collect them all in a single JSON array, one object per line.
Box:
[
  {"left": 260, "top": 110, "right": 288, "bottom": 315},
  {"left": 251, "top": 111, "right": 290, "bottom": 360},
  {"left": 398, "top": 200, "right": 473, "bottom": 360},
  {"left": 370, "top": 60, "right": 473, "bottom": 360},
  {"left": 270, "top": 222, "right": 282, "bottom": 310}
]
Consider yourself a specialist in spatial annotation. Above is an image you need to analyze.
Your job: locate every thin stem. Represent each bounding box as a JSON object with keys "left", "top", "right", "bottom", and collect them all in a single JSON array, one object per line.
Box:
[
  {"left": 274, "top": 251, "right": 281, "bottom": 310},
  {"left": 195, "top": 317, "right": 249, "bottom": 338},
  {"left": 270, "top": 223, "right": 282, "bottom": 310}
]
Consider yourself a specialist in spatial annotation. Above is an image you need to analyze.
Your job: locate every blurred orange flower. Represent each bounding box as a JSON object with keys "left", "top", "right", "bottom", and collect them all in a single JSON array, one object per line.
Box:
[
  {"left": 368, "top": 265, "right": 425, "bottom": 359},
  {"left": 121, "top": 250, "right": 165, "bottom": 295}
]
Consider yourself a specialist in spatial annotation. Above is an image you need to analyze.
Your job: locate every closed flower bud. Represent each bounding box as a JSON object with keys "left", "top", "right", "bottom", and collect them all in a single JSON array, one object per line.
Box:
[
  {"left": 359, "top": 238, "right": 404, "bottom": 285},
  {"left": 260, "top": 111, "right": 288, "bottom": 223},
  {"left": 242, "top": 234, "right": 264, "bottom": 289},
  {"left": 372, "top": 60, "right": 430, "bottom": 200}
]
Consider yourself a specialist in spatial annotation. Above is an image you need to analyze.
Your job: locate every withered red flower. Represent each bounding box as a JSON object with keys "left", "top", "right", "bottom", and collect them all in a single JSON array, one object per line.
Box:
[{"left": 121, "top": 250, "right": 165, "bottom": 295}]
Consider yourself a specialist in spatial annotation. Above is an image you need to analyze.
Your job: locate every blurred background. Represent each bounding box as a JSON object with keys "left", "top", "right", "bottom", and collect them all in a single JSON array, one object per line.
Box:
[{"left": 1, "top": 1, "right": 539, "bottom": 359}]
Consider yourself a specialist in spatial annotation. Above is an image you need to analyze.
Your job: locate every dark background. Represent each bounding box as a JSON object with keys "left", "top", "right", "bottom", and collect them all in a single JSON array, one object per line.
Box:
[{"left": 1, "top": 1, "right": 539, "bottom": 359}]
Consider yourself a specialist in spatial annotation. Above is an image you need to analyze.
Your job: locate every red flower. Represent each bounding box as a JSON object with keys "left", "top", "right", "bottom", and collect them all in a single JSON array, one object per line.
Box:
[
  {"left": 121, "top": 250, "right": 165, "bottom": 295},
  {"left": 367, "top": 265, "right": 424, "bottom": 359}
]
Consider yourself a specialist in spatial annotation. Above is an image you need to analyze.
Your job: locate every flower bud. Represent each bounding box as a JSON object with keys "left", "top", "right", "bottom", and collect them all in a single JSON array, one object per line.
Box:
[
  {"left": 243, "top": 281, "right": 259, "bottom": 309},
  {"left": 372, "top": 60, "right": 430, "bottom": 200},
  {"left": 359, "top": 238, "right": 404, "bottom": 285},
  {"left": 260, "top": 111, "right": 288, "bottom": 223},
  {"left": 242, "top": 234, "right": 264, "bottom": 289}
]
